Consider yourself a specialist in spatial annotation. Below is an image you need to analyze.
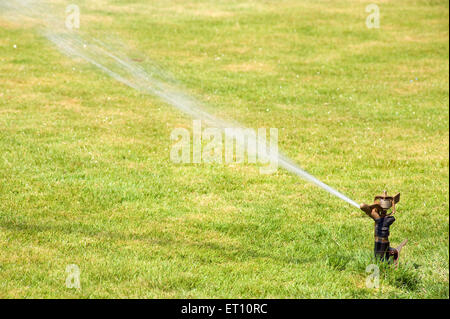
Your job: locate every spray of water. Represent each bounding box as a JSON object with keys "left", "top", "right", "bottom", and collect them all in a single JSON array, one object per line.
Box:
[{"left": 0, "top": 0, "right": 360, "bottom": 208}]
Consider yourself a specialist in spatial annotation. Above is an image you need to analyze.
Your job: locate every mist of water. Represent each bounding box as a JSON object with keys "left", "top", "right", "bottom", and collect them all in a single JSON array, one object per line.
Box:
[{"left": 0, "top": 0, "right": 360, "bottom": 208}]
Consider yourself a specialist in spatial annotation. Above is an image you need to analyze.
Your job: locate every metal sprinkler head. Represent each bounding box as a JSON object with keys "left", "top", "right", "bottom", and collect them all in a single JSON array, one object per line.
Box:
[
  {"left": 360, "top": 190, "right": 401, "bottom": 216},
  {"left": 374, "top": 190, "right": 400, "bottom": 212}
]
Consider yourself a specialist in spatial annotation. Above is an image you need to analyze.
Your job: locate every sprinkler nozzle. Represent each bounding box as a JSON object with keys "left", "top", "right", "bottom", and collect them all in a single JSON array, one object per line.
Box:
[{"left": 360, "top": 191, "right": 400, "bottom": 215}]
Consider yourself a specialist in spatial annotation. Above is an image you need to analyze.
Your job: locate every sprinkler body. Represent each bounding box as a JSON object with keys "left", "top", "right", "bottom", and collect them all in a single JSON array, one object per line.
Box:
[{"left": 360, "top": 191, "right": 407, "bottom": 264}]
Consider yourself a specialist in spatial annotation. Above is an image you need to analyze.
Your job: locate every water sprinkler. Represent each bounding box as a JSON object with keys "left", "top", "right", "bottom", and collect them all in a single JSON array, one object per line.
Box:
[{"left": 360, "top": 191, "right": 407, "bottom": 264}]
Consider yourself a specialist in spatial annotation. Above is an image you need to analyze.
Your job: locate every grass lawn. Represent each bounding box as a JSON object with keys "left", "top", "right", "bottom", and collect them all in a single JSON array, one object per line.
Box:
[{"left": 0, "top": 0, "right": 448, "bottom": 298}]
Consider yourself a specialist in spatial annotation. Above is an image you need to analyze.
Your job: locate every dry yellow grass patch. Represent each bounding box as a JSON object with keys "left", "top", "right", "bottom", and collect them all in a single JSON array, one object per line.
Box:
[{"left": 224, "top": 62, "right": 275, "bottom": 73}]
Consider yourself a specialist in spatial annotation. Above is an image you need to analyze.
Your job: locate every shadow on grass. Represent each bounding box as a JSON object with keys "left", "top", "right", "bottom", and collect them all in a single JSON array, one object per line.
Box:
[
  {"left": 0, "top": 216, "right": 318, "bottom": 265},
  {"left": 326, "top": 250, "right": 422, "bottom": 292}
]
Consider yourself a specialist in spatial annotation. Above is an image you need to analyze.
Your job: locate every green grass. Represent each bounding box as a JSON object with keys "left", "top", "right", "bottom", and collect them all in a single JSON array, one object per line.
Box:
[{"left": 0, "top": 0, "right": 448, "bottom": 298}]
